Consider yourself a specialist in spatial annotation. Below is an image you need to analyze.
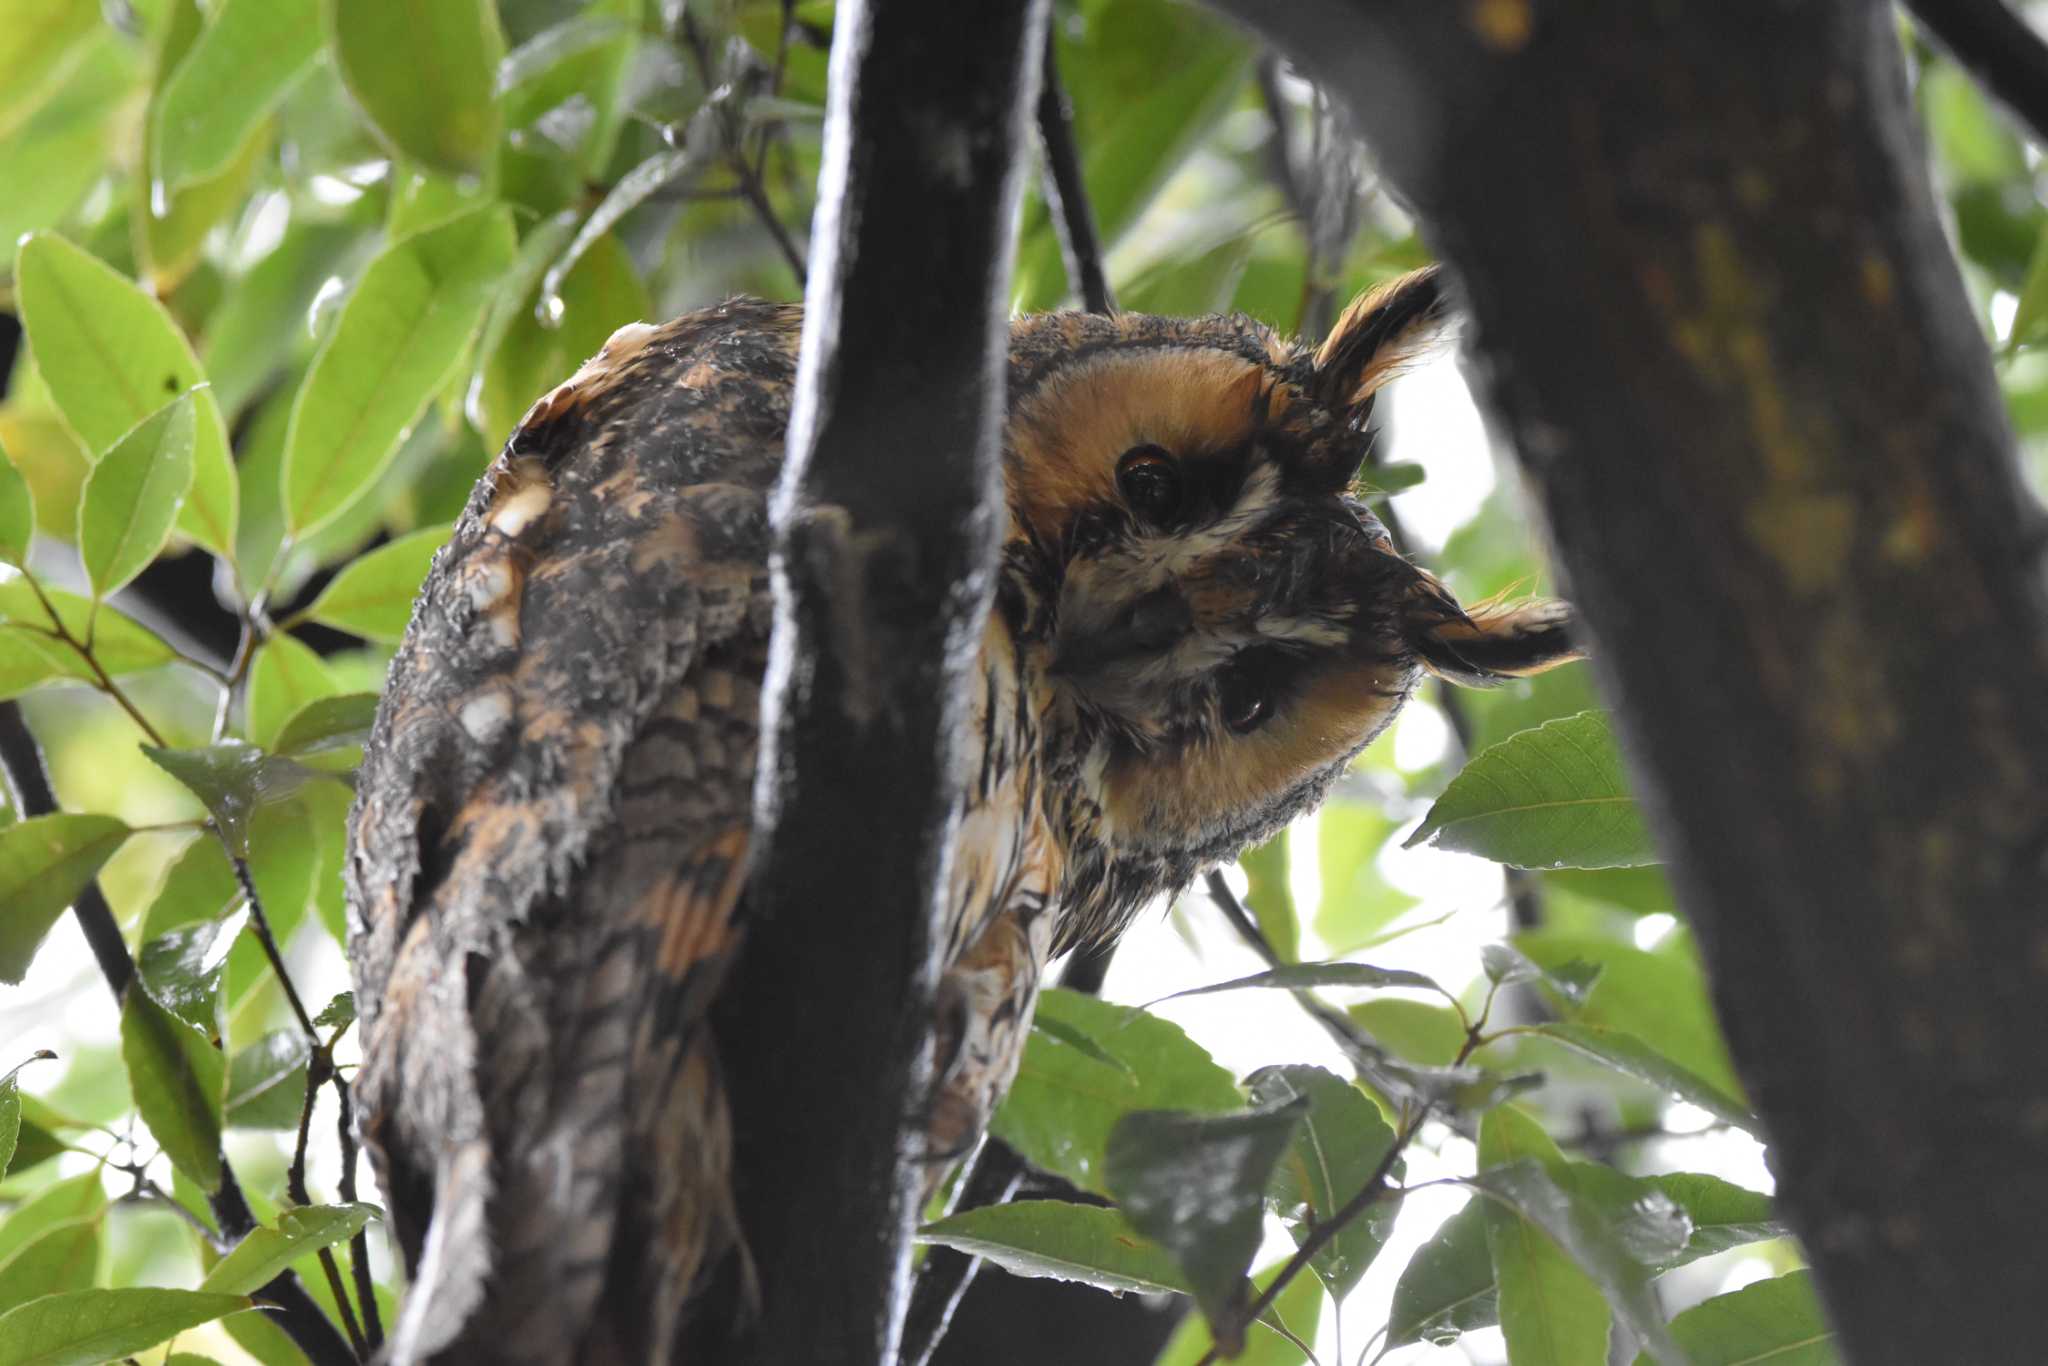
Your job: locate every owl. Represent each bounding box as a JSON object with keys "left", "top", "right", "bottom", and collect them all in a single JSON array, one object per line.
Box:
[{"left": 345, "top": 266, "right": 1579, "bottom": 1365}]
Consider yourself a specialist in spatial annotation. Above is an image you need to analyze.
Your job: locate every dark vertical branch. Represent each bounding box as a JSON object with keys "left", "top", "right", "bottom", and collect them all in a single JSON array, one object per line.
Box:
[
  {"left": 1904, "top": 0, "right": 2048, "bottom": 148},
  {"left": 1205, "top": 2, "right": 2048, "bottom": 1360},
  {"left": 1036, "top": 25, "right": 1116, "bottom": 315},
  {"left": 0, "top": 701, "right": 358, "bottom": 1366},
  {"left": 723, "top": 4, "right": 1049, "bottom": 1366}
]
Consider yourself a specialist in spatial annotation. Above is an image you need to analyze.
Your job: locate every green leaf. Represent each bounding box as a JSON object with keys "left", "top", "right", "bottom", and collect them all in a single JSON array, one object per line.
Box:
[
  {"left": 299, "top": 523, "right": 451, "bottom": 643},
  {"left": 0, "top": 580, "right": 179, "bottom": 692},
  {"left": 0, "top": 1175, "right": 105, "bottom": 1268},
  {"left": 1246, "top": 1065, "right": 1399, "bottom": 1299},
  {"left": 0, "top": 1288, "right": 250, "bottom": 1366},
  {"left": 245, "top": 634, "right": 340, "bottom": 751},
  {"left": 282, "top": 205, "right": 517, "bottom": 536},
  {"left": 1236, "top": 832, "right": 1296, "bottom": 962},
  {"left": 1151, "top": 1259, "right": 1324, "bottom": 1366},
  {"left": 1531, "top": 1022, "right": 1759, "bottom": 1134},
  {"left": 1313, "top": 799, "right": 1414, "bottom": 953},
  {"left": 918, "top": 1200, "right": 1188, "bottom": 1296},
  {"left": 472, "top": 229, "right": 649, "bottom": 444},
  {"left": 1408, "top": 711, "right": 1656, "bottom": 869},
  {"left": 224, "top": 1030, "right": 312, "bottom": 1131},
  {"left": 141, "top": 743, "right": 318, "bottom": 858},
  {"left": 2009, "top": 220, "right": 2048, "bottom": 353},
  {"left": 1160, "top": 961, "right": 1447, "bottom": 1004},
  {"left": 0, "top": 813, "right": 131, "bottom": 985},
  {"left": 0, "top": 442, "right": 36, "bottom": 565},
  {"left": 153, "top": 0, "right": 321, "bottom": 191},
  {"left": 0, "top": 36, "right": 126, "bottom": 248},
  {"left": 12, "top": 233, "right": 237, "bottom": 556},
  {"left": 0, "top": 1219, "right": 102, "bottom": 1316},
  {"left": 0, "top": 0, "right": 101, "bottom": 138},
  {"left": 121, "top": 985, "right": 226, "bottom": 1194},
  {"left": 1642, "top": 1173, "right": 1783, "bottom": 1269},
  {"left": 141, "top": 834, "right": 238, "bottom": 941},
  {"left": 1348, "top": 999, "right": 1467, "bottom": 1068},
  {"left": 1480, "top": 942, "right": 1601, "bottom": 1005},
  {"left": 1028, "top": 1014, "right": 1130, "bottom": 1076},
  {"left": 1637, "top": 1269, "right": 1838, "bottom": 1366},
  {"left": 137, "top": 919, "right": 229, "bottom": 1033},
  {"left": 328, "top": 0, "right": 505, "bottom": 177},
  {"left": 314, "top": 992, "right": 356, "bottom": 1031},
  {"left": 1388, "top": 1198, "right": 1496, "bottom": 1350},
  {"left": 1475, "top": 1105, "right": 1683, "bottom": 1366},
  {"left": 1517, "top": 929, "right": 1745, "bottom": 1101},
  {"left": 271, "top": 692, "right": 381, "bottom": 758},
  {"left": 202, "top": 213, "right": 376, "bottom": 419},
  {"left": 77, "top": 394, "right": 198, "bottom": 598},
  {"left": 200, "top": 1203, "right": 379, "bottom": 1296},
  {"left": 991, "top": 989, "right": 1239, "bottom": 1196},
  {"left": 538, "top": 149, "right": 695, "bottom": 319},
  {"left": 0, "top": 1075, "right": 18, "bottom": 1178},
  {"left": 1106, "top": 1103, "right": 1307, "bottom": 1349}
]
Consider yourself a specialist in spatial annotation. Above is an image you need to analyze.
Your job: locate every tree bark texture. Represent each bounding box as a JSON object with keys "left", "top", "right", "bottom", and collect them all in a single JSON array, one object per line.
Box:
[
  {"left": 717, "top": 3, "right": 1048, "bottom": 1365},
  {"left": 1205, "top": 2, "right": 2048, "bottom": 1361}
]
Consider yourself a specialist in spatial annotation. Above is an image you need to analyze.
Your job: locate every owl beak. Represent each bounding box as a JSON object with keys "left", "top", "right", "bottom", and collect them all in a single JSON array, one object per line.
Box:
[{"left": 1050, "top": 586, "right": 1192, "bottom": 678}]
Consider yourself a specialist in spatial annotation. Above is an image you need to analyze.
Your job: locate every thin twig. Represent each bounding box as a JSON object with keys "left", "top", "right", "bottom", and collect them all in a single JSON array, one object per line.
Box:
[
  {"left": 230, "top": 854, "right": 321, "bottom": 1043},
  {"left": 333, "top": 1076, "right": 385, "bottom": 1352},
  {"left": 0, "top": 701, "right": 359, "bottom": 1366},
  {"left": 289, "top": 1072, "right": 368, "bottom": 1360},
  {"left": 898, "top": 1141, "right": 1029, "bottom": 1366},
  {"left": 1036, "top": 24, "right": 1115, "bottom": 315},
  {"left": 19, "top": 572, "right": 169, "bottom": 747},
  {"left": 675, "top": 9, "right": 809, "bottom": 285}
]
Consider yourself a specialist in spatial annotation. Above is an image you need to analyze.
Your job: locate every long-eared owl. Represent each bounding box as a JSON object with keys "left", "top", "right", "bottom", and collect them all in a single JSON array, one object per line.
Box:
[{"left": 345, "top": 266, "right": 1579, "bottom": 1364}]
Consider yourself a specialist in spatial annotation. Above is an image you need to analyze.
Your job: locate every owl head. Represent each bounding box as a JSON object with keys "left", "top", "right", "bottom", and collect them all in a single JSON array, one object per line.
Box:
[{"left": 1000, "top": 268, "right": 1581, "bottom": 937}]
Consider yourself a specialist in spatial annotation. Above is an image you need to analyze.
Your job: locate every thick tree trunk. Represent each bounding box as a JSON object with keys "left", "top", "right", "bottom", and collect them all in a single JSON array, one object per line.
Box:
[
  {"left": 716, "top": 2, "right": 1048, "bottom": 1364},
  {"left": 1206, "top": 2, "right": 2048, "bottom": 1361}
]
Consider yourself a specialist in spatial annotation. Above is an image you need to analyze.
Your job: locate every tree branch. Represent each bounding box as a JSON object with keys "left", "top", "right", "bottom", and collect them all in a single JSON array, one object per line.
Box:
[
  {"left": 718, "top": 4, "right": 1050, "bottom": 1365},
  {"left": 0, "top": 701, "right": 358, "bottom": 1366},
  {"left": 1904, "top": 0, "right": 2048, "bottom": 150},
  {"left": 1203, "top": 3, "right": 2048, "bottom": 1359},
  {"left": 1036, "top": 25, "right": 1115, "bottom": 315}
]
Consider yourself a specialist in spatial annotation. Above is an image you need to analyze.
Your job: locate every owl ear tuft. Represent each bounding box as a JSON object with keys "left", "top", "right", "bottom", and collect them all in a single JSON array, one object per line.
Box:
[
  {"left": 1310, "top": 266, "right": 1452, "bottom": 429},
  {"left": 1404, "top": 576, "right": 1583, "bottom": 687}
]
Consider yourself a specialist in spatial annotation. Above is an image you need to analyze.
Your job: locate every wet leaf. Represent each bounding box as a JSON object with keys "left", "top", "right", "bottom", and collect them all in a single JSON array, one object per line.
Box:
[
  {"left": 77, "top": 394, "right": 197, "bottom": 599},
  {"left": 0, "top": 1218, "right": 101, "bottom": 1316},
  {"left": 245, "top": 634, "right": 340, "bottom": 751},
  {"left": 1642, "top": 1173, "right": 1783, "bottom": 1269},
  {"left": 1152, "top": 1259, "right": 1323, "bottom": 1366},
  {"left": 200, "top": 1203, "right": 379, "bottom": 1296},
  {"left": 1386, "top": 1197, "right": 1495, "bottom": 1349},
  {"left": 1532, "top": 1022, "right": 1758, "bottom": 1134},
  {"left": 329, "top": 0, "right": 505, "bottom": 177},
  {"left": 121, "top": 985, "right": 226, "bottom": 1194},
  {"left": 1236, "top": 831, "right": 1296, "bottom": 962},
  {"left": 153, "top": 0, "right": 321, "bottom": 191},
  {"left": 0, "top": 1288, "right": 250, "bottom": 1366},
  {"left": 1408, "top": 711, "right": 1655, "bottom": 869},
  {"left": 224, "top": 1031, "right": 312, "bottom": 1131},
  {"left": 1480, "top": 942, "right": 1601, "bottom": 1005},
  {"left": 137, "top": 919, "right": 229, "bottom": 1033},
  {"left": 141, "top": 742, "right": 318, "bottom": 858},
  {"left": 1246, "top": 1065, "right": 1400, "bottom": 1298},
  {"left": 1160, "top": 961, "right": 1447, "bottom": 1004},
  {"left": 918, "top": 1199, "right": 1187, "bottom": 1296},
  {"left": 13, "top": 233, "right": 237, "bottom": 555},
  {"left": 313, "top": 991, "right": 355, "bottom": 1031},
  {"left": 271, "top": 692, "right": 381, "bottom": 758},
  {"left": 1105, "top": 1101, "right": 1307, "bottom": 1350},
  {"left": 299, "top": 524, "right": 450, "bottom": 643},
  {"left": 1348, "top": 999, "right": 1467, "bottom": 1068},
  {"left": 1636, "top": 1269, "right": 1837, "bottom": 1366},
  {"left": 1475, "top": 1105, "right": 1682, "bottom": 1365},
  {"left": 282, "top": 205, "right": 516, "bottom": 535},
  {"left": 0, "top": 443, "right": 36, "bottom": 565},
  {"left": 0, "top": 813, "right": 131, "bottom": 985}
]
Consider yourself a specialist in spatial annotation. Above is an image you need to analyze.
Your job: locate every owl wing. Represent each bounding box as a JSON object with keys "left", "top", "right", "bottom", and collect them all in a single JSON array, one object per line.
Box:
[{"left": 347, "top": 301, "right": 801, "bottom": 1365}]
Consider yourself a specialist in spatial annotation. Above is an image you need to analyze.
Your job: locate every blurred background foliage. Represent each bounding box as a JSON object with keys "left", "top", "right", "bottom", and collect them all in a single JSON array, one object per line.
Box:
[{"left": 0, "top": 1, "right": 2038, "bottom": 1363}]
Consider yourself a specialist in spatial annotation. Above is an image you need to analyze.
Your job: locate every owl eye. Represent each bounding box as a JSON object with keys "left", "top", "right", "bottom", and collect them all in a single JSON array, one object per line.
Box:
[
  {"left": 1116, "top": 445, "right": 1182, "bottom": 523},
  {"left": 1217, "top": 654, "right": 1276, "bottom": 734}
]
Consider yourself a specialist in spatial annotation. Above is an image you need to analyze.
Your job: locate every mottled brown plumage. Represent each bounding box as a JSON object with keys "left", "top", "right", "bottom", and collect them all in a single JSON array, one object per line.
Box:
[{"left": 346, "top": 271, "right": 1579, "bottom": 1363}]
